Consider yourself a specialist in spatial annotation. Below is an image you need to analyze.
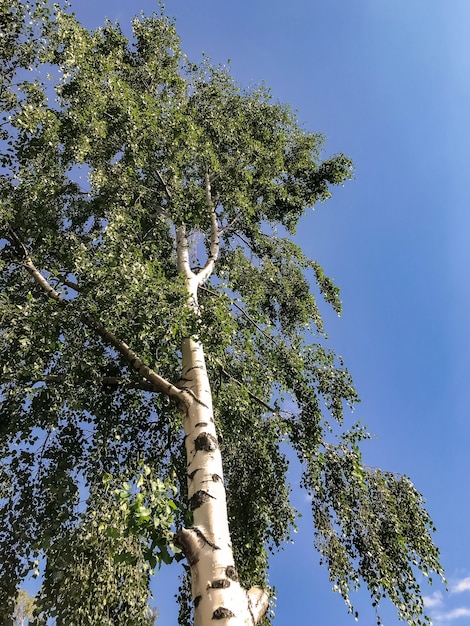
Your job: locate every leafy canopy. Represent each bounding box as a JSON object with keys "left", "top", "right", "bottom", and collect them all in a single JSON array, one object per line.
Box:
[{"left": 0, "top": 2, "right": 443, "bottom": 624}]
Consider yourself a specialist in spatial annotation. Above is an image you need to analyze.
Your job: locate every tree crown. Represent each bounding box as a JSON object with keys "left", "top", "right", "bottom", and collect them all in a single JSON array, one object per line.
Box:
[{"left": 0, "top": 3, "right": 443, "bottom": 624}]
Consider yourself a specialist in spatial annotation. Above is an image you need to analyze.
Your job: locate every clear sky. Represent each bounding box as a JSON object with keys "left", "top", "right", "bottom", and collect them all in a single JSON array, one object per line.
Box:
[{"left": 53, "top": 1, "right": 470, "bottom": 624}]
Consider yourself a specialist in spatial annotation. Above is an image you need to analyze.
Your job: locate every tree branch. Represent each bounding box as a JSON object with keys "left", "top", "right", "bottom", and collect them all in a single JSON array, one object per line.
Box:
[
  {"left": 155, "top": 169, "right": 172, "bottom": 201},
  {"left": 6, "top": 228, "right": 188, "bottom": 407},
  {"left": 0, "top": 374, "right": 160, "bottom": 393},
  {"left": 215, "top": 360, "right": 277, "bottom": 414},
  {"left": 200, "top": 285, "right": 279, "bottom": 348},
  {"left": 176, "top": 223, "right": 195, "bottom": 279},
  {"left": 219, "top": 213, "right": 241, "bottom": 235},
  {"left": 233, "top": 231, "right": 256, "bottom": 253},
  {"left": 196, "top": 171, "right": 220, "bottom": 286},
  {"left": 57, "top": 275, "right": 81, "bottom": 292},
  {"left": 248, "top": 586, "right": 269, "bottom": 625}
]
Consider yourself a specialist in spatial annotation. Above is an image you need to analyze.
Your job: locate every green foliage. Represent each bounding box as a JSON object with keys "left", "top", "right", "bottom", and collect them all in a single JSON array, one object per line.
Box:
[
  {"left": 30, "top": 476, "right": 161, "bottom": 626},
  {"left": 305, "top": 425, "right": 443, "bottom": 625},
  {"left": 105, "top": 464, "right": 181, "bottom": 569},
  {"left": 0, "top": 2, "right": 443, "bottom": 624}
]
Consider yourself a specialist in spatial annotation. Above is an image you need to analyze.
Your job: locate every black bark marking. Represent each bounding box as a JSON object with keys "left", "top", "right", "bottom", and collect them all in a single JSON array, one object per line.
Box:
[
  {"left": 225, "top": 565, "right": 238, "bottom": 581},
  {"left": 192, "top": 526, "right": 220, "bottom": 550},
  {"left": 189, "top": 490, "right": 215, "bottom": 511},
  {"left": 211, "top": 579, "right": 230, "bottom": 589},
  {"left": 194, "top": 432, "right": 218, "bottom": 452},
  {"left": 175, "top": 529, "right": 199, "bottom": 566},
  {"left": 212, "top": 473, "right": 222, "bottom": 482},
  {"left": 188, "top": 468, "right": 201, "bottom": 480},
  {"left": 194, "top": 595, "right": 202, "bottom": 608},
  {"left": 212, "top": 608, "right": 235, "bottom": 620},
  {"left": 180, "top": 387, "right": 209, "bottom": 408},
  {"left": 196, "top": 421, "right": 208, "bottom": 428}
]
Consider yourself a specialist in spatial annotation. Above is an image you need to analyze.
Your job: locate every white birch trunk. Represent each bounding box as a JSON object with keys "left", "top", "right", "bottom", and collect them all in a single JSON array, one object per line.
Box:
[{"left": 175, "top": 220, "right": 269, "bottom": 626}]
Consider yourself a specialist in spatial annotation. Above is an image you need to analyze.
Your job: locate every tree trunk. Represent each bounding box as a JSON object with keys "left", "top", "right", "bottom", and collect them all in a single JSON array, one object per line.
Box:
[{"left": 176, "top": 275, "right": 268, "bottom": 625}]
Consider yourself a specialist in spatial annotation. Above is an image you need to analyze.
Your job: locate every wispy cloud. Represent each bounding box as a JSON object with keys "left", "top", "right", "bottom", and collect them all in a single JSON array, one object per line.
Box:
[
  {"left": 424, "top": 574, "right": 470, "bottom": 626},
  {"left": 423, "top": 591, "right": 444, "bottom": 608},
  {"left": 435, "top": 607, "right": 470, "bottom": 622},
  {"left": 451, "top": 577, "right": 470, "bottom": 594}
]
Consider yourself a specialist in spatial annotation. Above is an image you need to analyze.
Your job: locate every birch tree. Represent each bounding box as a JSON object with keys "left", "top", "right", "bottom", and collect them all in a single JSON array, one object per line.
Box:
[
  {"left": 0, "top": 3, "right": 444, "bottom": 625},
  {"left": 12, "top": 590, "right": 35, "bottom": 626}
]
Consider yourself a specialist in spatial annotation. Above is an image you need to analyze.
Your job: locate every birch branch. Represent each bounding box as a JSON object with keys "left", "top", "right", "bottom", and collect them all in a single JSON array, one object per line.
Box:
[
  {"left": 155, "top": 168, "right": 172, "bottom": 201},
  {"left": 199, "top": 285, "right": 279, "bottom": 348},
  {"left": 6, "top": 229, "right": 188, "bottom": 407},
  {"left": 176, "top": 223, "right": 195, "bottom": 279},
  {"left": 196, "top": 171, "right": 220, "bottom": 285},
  {"left": 0, "top": 374, "right": 159, "bottom": 393},
  {"left": 219, "top": 212, "right": 241, "bottom": 235},
  {"left": 215, "top": 361, "right": 277, "bottom": 414}
]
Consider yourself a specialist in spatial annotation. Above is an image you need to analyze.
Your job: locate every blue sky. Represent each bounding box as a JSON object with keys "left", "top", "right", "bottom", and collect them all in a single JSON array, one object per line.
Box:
[{"left": 52, "top": 1, "right": 470, "bottom": 624}]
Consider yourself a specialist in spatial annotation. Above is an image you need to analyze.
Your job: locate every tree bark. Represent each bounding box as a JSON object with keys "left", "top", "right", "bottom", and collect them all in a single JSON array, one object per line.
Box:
[
  {"left": 176, "top": 221, "right": 268, "bottom": 625},
  {"left": 177, "top": 334, "right": 268, "bottom": 625}
]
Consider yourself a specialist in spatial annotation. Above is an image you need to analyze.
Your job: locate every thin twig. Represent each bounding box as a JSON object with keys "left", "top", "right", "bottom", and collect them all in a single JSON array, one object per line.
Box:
[
  {"left": 219, "top": 213, "right": 241, "bottom": 235},
  {"left": 215, "top": 360, "right": 276, "bottom": 414},
  {"left": 155, "top": 169, "right": 172, "bottom": 200},
  {"left": 199, "top": 285, "right": 279, "bottom": 348}
]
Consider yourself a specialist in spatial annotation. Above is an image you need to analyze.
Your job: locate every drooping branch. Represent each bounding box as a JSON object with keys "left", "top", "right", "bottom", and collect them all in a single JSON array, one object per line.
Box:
[
  {"left": 0, "top": 374, "right": 159, "bottom": 393},
  {"left": 6, "top": 229, "right": 188, "bottom": 407},
  {"left": 215, "top": 361, "right": 277, "bottom": 414},
  {"left": 200, "top": 285, "right": 279, "bottom": 348}
]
